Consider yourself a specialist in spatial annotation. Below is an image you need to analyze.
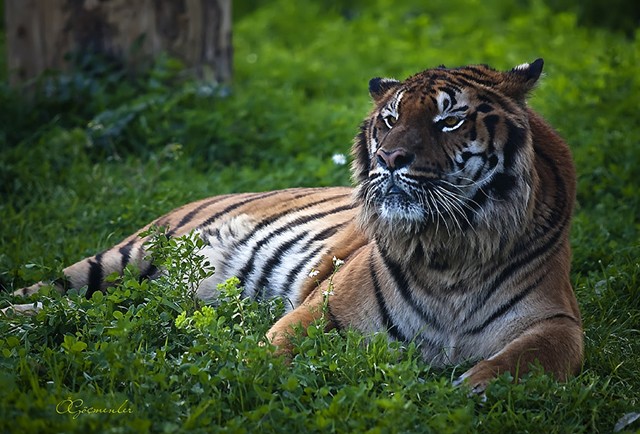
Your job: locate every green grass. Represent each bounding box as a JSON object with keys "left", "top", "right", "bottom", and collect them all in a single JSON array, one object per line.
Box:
[{"left": 1, "top": 0, "right": 639, "bottom": 432}]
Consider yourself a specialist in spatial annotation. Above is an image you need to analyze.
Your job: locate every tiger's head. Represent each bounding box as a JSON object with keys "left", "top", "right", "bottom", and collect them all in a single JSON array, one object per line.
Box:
[{"left": 352, "top": 59, "right": 544, "bottom": 252}]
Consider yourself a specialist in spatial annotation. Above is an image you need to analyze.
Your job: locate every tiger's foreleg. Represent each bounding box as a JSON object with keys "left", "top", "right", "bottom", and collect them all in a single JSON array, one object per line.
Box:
[
  {"left": 455, "top": 315, "right": 583, "bottom": 393},
  {"left": 265, "top": 288, "right": 334, "bottom": 357},
  {"left": 2, "top": 279, "right": 75, "bottom": 316},
  {"left": 1, "top": 282, "right": 64, "bottom": 316}
]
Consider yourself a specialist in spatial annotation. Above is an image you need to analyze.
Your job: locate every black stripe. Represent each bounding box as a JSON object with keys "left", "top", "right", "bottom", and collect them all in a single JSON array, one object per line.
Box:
[
  {"left": 468, "top": 124, "right": 478, "bottom": 141},
  {"left": 465, "top": 275, "right": 543, "bottom": 335},
  {"left": 154, "top": 216, "right": 171, "bottom": 230},
  {"left": 503, "top": 120, "right": 527, "bottom": 168},
  {"left": 440, "top": 87, "right": 457, "bottom": 107},
  {"left": 465, "top": 188, "right": 487, "bottom": 222},
  {"left": 412, "top": 241, "right": 425, "bottom": 264},
  {"left": 119, "top": 240, "right": 135, "bottom": 270},
  {"left": 461, "top": 65, "right": 491, "bottom": 74},
  {"left": 325, "top": 302, "right": 342, "bottom": 331},
  {"left": 485, "top": 172, "right": 516, "bottom": 201},
  {"left": 256, "top": 221, "right": 347, "bottom": 298},
  {"left": 235, "top": 203, "right": 354, "bottom": 288},
  {"left": 453, "top": 77, "right": 516, "bottom": 111},
  {"left": 235, "top": 194, "right": 351, "bottom": 248},
  {"left": 377, "top": 243, "right": 442, "bottom": 332},
  {"left": 427, "top": 255, "right": 449, "bottom": 272},
  {"left": 296, "top": 222, "right": 345, "bottom": 258},
  {"left": 168, "top": 196, "right": 230, "bottom": 236},
  {"left": 87, "top": 254, "right": 104, "bottom": 297},
  {"left": 529, "top": 312, "right": 580, "bottom": 328},
  {"left": 311, "top": 223, "right": 344, "bottom": 243},
  {"left": 198, "top": 190, "right": 282, "bottom": 229},
  {"left": 140, "top": 264, "right": 158, "bottom": 281},
  {"left": 482, "top": 114, "right": 500, "bottom": 153},
  {"left": 370, "top": 259, "right": 404, "bottom": 341},
  {"left": 279, "top": 244, "right": 325, "bottom": 303},
  {"left": 477, "top": 103, "right": 493, "bottom": 113},
  {"left": 449, "top": 70, "right": 496, "bottom": 88},
  {"left": 52, "top": 277, "right": 73, "bottom": 294},
  {"left": 254, "top": 231, "right": 308, "bottom": 300},
  {"left": 355, "top": 120, "right": 371, "bottom": 183},
  {"left": 450, "top": 105, "right": 468, "bottom": 114}
]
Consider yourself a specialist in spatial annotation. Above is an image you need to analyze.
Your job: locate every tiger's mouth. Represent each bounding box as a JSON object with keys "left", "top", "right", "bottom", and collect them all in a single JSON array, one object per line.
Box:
[
  {"left": 379, "top": 174, "right": 420, "bottom": 203},
  {"left": 372, "top": 175, "right": 428, "bottom": 225},
  {"left": 367, "top": 171, "right": 478, "bottom": 233},
  {"left": 384, "top": 180, "right": 411, "bottom": 197}
]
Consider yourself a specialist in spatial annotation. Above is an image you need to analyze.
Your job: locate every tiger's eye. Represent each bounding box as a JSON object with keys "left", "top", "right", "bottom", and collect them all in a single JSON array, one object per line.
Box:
[
  {"left": 443, "top": 116, "right": 459, "bottom": 127},
  {"left": 383, "top": 115, "right": 397, "bottom": 129}
]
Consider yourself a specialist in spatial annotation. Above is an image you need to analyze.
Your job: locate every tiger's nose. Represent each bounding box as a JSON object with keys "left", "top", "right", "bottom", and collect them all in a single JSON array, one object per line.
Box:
[{"left": 375, "top": 148, "right": 415, "bottom": 171}]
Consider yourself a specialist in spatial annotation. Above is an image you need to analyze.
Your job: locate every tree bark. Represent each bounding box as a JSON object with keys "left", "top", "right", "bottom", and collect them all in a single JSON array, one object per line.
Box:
[{"left": 4, "top": 0, "right": 232, "bottom": 85}]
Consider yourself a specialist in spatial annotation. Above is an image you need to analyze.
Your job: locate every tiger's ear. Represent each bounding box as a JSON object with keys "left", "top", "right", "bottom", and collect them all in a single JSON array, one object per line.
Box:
[
  {"left": 510, "top": 58, "right": 544, "bottom": 85},
  {"left": 501, "top": 58, "right": 544, "bottom": 101},
  {"left": 369, "top": 77, "right": 401, "bottom": 103}
]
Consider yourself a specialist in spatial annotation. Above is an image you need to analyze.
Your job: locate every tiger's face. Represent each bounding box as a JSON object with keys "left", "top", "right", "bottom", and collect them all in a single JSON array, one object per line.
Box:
[{"left": 352, "top": 60, "right": 544, "bottom": 239}]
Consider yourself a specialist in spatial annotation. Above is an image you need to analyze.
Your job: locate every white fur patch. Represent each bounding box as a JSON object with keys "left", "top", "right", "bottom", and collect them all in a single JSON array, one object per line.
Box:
[
  {"left": 433, "top": 90, "right": 469, "bottom": 123},
  {"left": 195, "top": 214, "right": 257, "bottom": 302},
  {"left": 513, "top": 62, "right": 530, "bottom": 71}
]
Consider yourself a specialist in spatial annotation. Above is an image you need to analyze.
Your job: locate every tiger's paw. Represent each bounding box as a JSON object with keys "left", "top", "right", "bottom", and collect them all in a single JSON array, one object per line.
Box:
[
  {"left": 453, "top": 360, "right": 504, "bottom": 394},
  {"left": 1, "top": 302, "right": 44, "bottom": 316}
]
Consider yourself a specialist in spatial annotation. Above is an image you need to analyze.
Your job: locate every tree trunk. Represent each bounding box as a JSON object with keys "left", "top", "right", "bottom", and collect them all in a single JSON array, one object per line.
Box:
[{"left": 4, "top": 0, "right": 232, "bottom": 85}]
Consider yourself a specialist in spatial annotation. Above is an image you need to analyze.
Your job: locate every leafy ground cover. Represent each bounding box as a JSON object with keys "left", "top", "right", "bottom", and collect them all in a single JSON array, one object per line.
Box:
[{"left": 1, "top": 0, "right": 639, "bottom": 432}]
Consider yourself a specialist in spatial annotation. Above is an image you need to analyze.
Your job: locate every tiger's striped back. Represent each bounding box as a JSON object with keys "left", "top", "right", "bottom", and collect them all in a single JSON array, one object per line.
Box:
[{"left": 17, "top": 187, "right": 363, "bottom": 311}]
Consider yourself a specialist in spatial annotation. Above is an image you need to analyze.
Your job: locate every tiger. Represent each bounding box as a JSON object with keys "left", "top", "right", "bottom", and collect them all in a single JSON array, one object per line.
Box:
[{"left": 2, "top": 58, "right": 583, "bottom": 391}]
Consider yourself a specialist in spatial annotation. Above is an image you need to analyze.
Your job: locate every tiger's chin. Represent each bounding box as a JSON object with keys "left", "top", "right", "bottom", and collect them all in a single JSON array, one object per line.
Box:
[
  {"left": 371, "top": 193, "right": 471, "bottom": 240},
  {"left": 375, "top": 196, "right": 428, "bottom": 233}
]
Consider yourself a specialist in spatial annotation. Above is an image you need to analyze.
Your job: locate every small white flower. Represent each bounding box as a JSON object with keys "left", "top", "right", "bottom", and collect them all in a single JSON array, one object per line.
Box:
[
  {"left": 308, "top": 269, "right": 320, "bottom": 278},
  {"left": 197, "top": 84, "right": 215, "bottom": 97},
  {"left": 322, "top": 289, "right": 334, "bottom": 297},
  {"left": 331, "top": 153, "right": 347, "bottom": 166},
  {"left": 332, "top": 256, "right": 344, "bottom": 267}
]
